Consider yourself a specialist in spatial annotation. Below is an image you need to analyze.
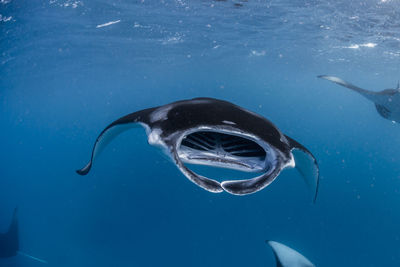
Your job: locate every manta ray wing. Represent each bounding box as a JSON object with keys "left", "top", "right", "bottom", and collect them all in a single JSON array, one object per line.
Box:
[
  {"left": 318, "top": 75, "right": 400, "bottom": 123},
  {"left": 317, "top": 75, "right": 378, "bottom": 100},
  {"left": 0, "top": 208, "right": 18, "bottom": 258},
  {"left": 285, "top": 136, "right": 319, "bottom": 203},
  {"left": 76, "top": 108, "right": 156, "bottom": 175},
  {"left": 267, "top": 241, "right": 315, "bottom": 267},
  {"left": 0, "top": 208, "right": 47, "bottom": 264}
]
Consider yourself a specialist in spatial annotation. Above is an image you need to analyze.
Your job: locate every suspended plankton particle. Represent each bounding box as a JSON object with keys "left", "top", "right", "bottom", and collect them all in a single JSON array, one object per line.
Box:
[{"left": 96, "top": 20, "right": 121, "bottom": 28}]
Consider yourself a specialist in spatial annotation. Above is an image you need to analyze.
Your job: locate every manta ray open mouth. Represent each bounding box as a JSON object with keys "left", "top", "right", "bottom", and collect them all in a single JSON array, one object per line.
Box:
[{"left": 178, "top": 130, "right": 272, "bottom": 172}]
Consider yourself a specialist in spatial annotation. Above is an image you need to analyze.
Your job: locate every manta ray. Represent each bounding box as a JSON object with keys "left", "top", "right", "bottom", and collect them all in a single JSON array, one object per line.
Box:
[
  {"left": 0, "top": 208, "right": 18, "bottom": 259},
  {"left": 77, "top": 98, "right": 319, "bottom": 201},
  {"left": 0, "top": 208, "right": 47, "bottom": 264},
  {"left": 267, "top": 240, "right": 315, "bottom": 267},
  {"left": 318, "top": 75, "right": 400, "bottom": 123}
]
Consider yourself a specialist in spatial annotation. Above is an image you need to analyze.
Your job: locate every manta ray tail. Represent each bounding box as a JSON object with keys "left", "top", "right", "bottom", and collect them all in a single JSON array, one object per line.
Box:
[
  {"left": 267, "top": 240, "right": 315, "bottom": 267},
  {"left": 76, "top": 108, "right": 155, "bottom": 175},
  {"left": 285, "top": 136, "right": 319, "bottom": 203}
]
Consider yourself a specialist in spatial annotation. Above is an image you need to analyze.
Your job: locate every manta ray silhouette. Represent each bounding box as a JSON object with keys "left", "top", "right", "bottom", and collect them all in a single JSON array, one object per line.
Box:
[
  {"left": 0, "top": 208, "right": 18, "bottom": 258},
  {"left": 318, "top": 75, "right": 400, "bottom": 123},
  {"left": 0, "top": 208, "right": 47, "bottom": 264},
  {"left": 267, "top": 240, "right": 315, "bottom": 267},
  {"left": 77, "top": 98, "right": 319, "bottom": 201}
]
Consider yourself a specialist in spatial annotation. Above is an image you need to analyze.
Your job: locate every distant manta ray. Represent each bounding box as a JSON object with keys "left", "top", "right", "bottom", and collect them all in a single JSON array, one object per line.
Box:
[
  {"left": 318, "top": 75, "right": 400, "bottom": 123},
  {"left": 267, "top": 240, "right": 315, "bottom": 267},
  {"left": 77, "top": 98, "right": 319, "bottom": 201},
  {"left": 0, "top": 208, "right": 47, "bottom": 264}
]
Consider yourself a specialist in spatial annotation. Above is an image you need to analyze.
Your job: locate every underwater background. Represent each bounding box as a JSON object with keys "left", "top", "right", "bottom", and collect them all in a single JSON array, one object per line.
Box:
[{"left": 1, "top": 0, "right": 400, "bottom": 266}]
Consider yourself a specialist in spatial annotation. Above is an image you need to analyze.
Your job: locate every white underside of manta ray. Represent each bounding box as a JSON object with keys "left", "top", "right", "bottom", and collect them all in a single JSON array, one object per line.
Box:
[
  {"left": 76, "top": 98, "right": 319, "bottom": 201},
  {"left": 318, "top": 75, "right": 400, "bottom": 123},
  {"left": 267, "top": 240, "right": 315, "bottom": 267}
]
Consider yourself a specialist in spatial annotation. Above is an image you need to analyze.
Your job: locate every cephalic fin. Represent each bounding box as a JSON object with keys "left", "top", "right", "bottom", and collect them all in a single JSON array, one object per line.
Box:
[
  {"left": 172, "top": 147, "right": 223, "bottom": 193},
  {"left": 221, "top": 166, "right": 282, "bottom": 195}
]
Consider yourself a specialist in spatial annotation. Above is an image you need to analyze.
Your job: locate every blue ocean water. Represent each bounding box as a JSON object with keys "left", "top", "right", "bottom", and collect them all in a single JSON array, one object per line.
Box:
[{"left": 1, "top": 0, "right": 400, "bottom": 266}]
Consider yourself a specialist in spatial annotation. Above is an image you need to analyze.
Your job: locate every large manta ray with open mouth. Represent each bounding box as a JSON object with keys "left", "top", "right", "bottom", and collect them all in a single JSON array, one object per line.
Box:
[
  {"left": 318, "top": 75, "right": 400, "bottom": 123},
  {"left": 77, "top": 98, "right": 319, "bottom": 201}
]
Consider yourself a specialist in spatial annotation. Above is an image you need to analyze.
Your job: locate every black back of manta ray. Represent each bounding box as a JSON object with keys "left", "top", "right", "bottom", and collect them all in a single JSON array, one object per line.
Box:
[
  {"left": 77, "top": 97, "right": 319, "bottom": 201},
  {"left": 0, "top": 208, "right": 19, "bottom": 258}
]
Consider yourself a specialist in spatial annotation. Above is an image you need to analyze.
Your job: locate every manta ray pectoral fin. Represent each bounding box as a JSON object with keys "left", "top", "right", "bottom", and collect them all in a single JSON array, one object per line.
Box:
[
  {"left": 4, "top": 208, "right": 47, "bottom": 264},
  {"left": 172, "top": 148, "right": 223, "bottom": 193},
  {"left": 318, "top": 75, "right": 377, "bottom": 101},
  {"left": 76, "top": 109, "right": 154, "bottom": 175},
  {"left": 0, "top": 207, "right": 19, "bottom": 258},
  {"left": 267, "top": 241, "right": 315, "bottom": 267},
  {"left": 9, "top": 207, "right": 18, "bottom": 234},
  {"left": 285, "top": 136, "right": 319, "bottom": 203},
  {"left": 6, "top": 207, "right": 19, "bottom": 252},
  {"left": 220, "top": 167, "right": 281, "bottom": 195}
]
